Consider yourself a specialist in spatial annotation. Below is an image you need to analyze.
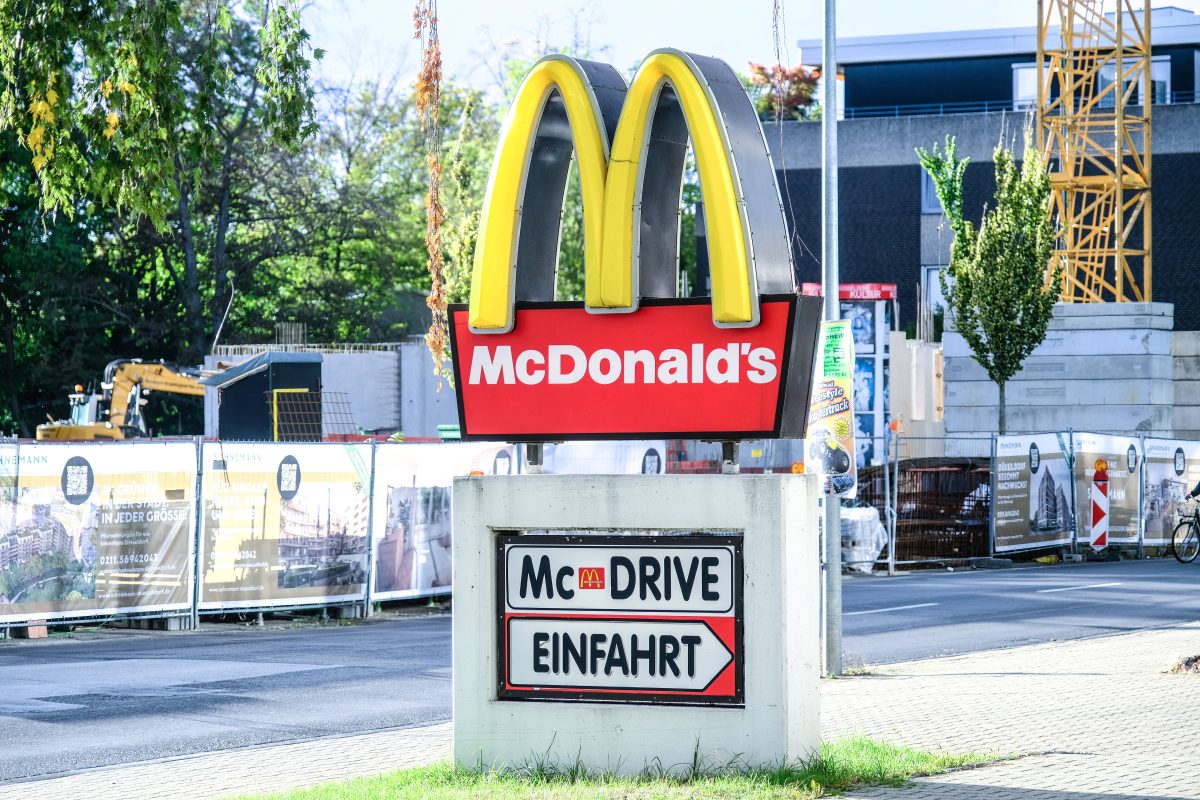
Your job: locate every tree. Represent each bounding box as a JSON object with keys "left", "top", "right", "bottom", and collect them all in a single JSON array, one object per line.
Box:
[
  {"left": 917, "top": 128, "right": 1061, "bottom": 434},
  {"left": 0, "top": 0, "right": 320, "bottom": 360},
  {"left": 745, "top": 63, "right": 819, "bottom": 121}
]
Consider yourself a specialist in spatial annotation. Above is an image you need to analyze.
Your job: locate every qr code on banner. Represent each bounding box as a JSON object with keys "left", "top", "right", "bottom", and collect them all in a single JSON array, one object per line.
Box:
[
  {"left": 66, "top": 465, "right": 89, "bottom": 496},
  {"left": 280, "top": 463, "right": 298, "bottom": 494}
]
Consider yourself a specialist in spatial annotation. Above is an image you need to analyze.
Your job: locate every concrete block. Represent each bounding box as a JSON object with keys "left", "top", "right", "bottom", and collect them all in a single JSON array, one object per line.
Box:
[
  {"left": 943, "top": 354, "right": 1172, "bottom": 383},
  {"left": 943, "top": 329, "right": 1171, "bottom": 359},
  {"left": 1174, "top": 356, "right": 1200, "bottom": 380},
  {"left": 1174, "top": 381, "right": 1200, "bottom": 406},
  {"left": 944, "top": 404, "right": 1172, "bottom": 435},
  {"left": 945, "top": 378, "right": 1174, "bottom": 407},
  {"left": 920, "top": 216, "right": 952, "bottom": 267},
  {"left": 1174, "top": 331, "right": 1200, "bottom": 357},
  {"left": 1171, "top": 407, "right": 1200, "bottom": 431},
  {"left": 452, "top": 474, "right": 820, "bottom": 774}
]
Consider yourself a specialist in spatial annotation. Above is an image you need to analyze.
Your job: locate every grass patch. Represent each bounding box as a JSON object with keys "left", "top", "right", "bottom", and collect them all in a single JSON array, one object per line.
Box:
[{"left": 236, "top": 737, "right": 991, "bottom": 800}]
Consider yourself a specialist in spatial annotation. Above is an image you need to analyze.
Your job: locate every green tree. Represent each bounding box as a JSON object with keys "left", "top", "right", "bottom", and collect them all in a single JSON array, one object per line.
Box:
[
  {"left": 917, "top": 129, "right": 1061, "bottom": 434},
  {"left": 0, "top": 0, "right": 320, "bottom": 359}
]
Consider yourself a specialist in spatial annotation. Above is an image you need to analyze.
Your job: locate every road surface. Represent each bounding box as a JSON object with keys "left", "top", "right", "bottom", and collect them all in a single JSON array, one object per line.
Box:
[{"left": 1, "top": 559, "right": 1197, "bottom": 782}]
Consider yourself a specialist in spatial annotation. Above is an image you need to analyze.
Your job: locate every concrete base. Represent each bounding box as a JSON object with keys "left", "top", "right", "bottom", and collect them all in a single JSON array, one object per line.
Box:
[
  {"left": 452, "top": 474, "right": 820, "bottom": 775},
  {"left": 944, "top": 303, "right": 1174, "bottom": 436},
  {"left": 115, "top": 615, "right": 194, "bottom": 632}
]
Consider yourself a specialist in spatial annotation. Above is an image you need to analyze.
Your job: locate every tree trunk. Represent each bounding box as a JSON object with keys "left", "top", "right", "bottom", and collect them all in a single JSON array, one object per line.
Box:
[
  {"left": 173, "top": 158, "right": 204, "bottom": 362},
  {"left": 998, "top": 380, "right": 1007, "bottom": 435}
]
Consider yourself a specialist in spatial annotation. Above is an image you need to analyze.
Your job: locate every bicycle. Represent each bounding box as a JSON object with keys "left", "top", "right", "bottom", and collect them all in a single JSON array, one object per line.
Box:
[{"left": 1172, "top": 498, "right": 1200, "bottom": 563}]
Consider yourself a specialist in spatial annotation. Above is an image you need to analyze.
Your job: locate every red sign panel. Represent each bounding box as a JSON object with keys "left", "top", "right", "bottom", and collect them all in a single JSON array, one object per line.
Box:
[
  {"left": 801, "top": 282, "right": 898, "bottom": 300},
  {"left": 449, "top": 296, "right": 820, "bottom": 441}
]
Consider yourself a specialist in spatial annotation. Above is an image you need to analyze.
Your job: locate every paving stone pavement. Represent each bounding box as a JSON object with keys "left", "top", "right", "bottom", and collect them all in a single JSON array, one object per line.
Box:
[
  {"left": 2, "top": 622, "right": 1197, "bottom": 799},
  {"left": 827, "top": 621, "right": 1200, "bottom": 800}
]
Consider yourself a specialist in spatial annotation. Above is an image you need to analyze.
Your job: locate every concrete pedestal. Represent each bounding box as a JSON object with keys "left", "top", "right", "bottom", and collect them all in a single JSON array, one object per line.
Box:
[{"left": 451, "top": 474, "right": 820, "bottom": 775}]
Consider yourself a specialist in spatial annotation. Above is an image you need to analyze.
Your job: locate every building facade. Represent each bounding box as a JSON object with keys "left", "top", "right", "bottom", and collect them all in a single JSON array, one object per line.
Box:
[{"left": 771, "top": 6, "right": 1200, "bottom": 332}]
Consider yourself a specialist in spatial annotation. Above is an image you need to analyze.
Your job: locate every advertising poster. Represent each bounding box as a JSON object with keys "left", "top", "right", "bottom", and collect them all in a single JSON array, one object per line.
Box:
[
  {"left": 801, "top": 283, "right": 896, "bottom": 468},
  {"left": 1141, "top": 438, "right": 1200, "bottom": 546},
  {"left": 371, "top": 442, "right": 515, "bottom": 602},
  {"left": 993, "top": 434, "right": 1075, "bottom": 553},
  {"left": 806, "top": 320, "right": 857, "bottom": 498},
  {"left": 200, "top": 442, "right": 371, "bottom": 610},
  {"left": 1073, "top": 432, "right": 1141, "bottom": 547},
  {"left": 0, "top": 442, "right": 196, "bottom": 623}
]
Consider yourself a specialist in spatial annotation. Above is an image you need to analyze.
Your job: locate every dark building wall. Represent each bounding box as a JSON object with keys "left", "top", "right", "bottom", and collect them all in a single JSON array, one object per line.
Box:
[
  {"left": 778, "top": 165, "right": 923, "bottom": 326},
  {"left": 844, "top": 55, "right": 1030, "bottom": 109},
  {"left": 1151, "top": 152, "right": 1200, "bottom": 329}
]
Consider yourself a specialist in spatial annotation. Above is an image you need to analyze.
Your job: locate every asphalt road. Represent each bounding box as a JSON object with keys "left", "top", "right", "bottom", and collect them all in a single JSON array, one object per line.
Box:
[
  {"left": 1, "top": 559, "right": 1197, "bottom": 782},
  {"left": 842, "top": 558, "right": 1200, "bottom": 664}
]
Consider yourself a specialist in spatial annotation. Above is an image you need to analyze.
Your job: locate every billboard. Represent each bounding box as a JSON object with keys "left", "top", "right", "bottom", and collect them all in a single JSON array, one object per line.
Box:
[
  {"left": 993, "top": 433, "right": 1075, "bottom": 553},
  {"left": 371, "top": 442, "right": 517, "bottom": 602},
  {"left": 0, "top": 442, "right": 196, "bottom": 623},
  {"left": 1072, "top": 432, "right": 1141, "bottom": 548},
  {"left": 1141, "top": 438, "right": 1200, "bottom": 546},
  {"left": 200, "top": 442, "right": 371, "bottom": 609},
  {"left": 451, "top": 50, "right": 819, "bottom": 442}
]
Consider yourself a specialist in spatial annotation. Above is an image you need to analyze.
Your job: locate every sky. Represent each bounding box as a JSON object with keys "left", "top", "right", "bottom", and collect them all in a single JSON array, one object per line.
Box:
[{"left": 303, "top": 0, "right": 1200, "bottom": 92}]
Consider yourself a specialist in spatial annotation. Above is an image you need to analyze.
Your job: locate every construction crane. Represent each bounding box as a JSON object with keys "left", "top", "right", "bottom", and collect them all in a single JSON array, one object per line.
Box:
[
  {"left": 36, "top": 359, "right": 205, "bottom": 441},
  {"left": 1038, "top": 0, "right": 1152, "bottom": 303}
]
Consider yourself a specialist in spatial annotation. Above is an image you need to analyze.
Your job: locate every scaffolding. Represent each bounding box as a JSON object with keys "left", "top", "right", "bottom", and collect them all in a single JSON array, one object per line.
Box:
[{"left": 1038, "top": 0, "right": 1152, "bottom": 303}]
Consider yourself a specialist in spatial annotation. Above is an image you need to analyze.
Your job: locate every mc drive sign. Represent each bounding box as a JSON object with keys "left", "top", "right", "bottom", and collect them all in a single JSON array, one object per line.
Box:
[{"left": 497, "top": 532, "right": 743, "bottom": 705}]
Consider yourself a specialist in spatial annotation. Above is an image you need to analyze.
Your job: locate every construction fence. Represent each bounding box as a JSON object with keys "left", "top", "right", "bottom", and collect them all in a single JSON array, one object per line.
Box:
[
  {"left": 849, "top": 430, "right": 1198, "bottom": 572},
  {"left": 0, "top": 431, "right": 1188, "bottom": 628}
]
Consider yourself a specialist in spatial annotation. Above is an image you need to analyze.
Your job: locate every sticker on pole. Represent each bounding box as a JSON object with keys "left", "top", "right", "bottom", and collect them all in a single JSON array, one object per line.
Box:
[
  {"left": 805, "top": 320, "right": 857, "bottom": 498},
  {"left": 497, "top": 532, "right": 743, "bottom": 706}
]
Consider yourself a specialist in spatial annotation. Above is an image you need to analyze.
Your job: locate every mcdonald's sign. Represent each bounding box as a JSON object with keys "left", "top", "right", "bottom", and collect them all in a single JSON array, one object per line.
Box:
[{"left": 449, "top": 49, "right": 821, "bottom": 440}]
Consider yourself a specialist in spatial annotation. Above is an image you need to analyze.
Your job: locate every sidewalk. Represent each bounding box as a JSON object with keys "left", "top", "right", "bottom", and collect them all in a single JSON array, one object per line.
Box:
[
  {"left": 829, "top": 621, "right": 1200, "bottom": 800},
  {"left": 2, "top": 622, "right": 1197, "bottom": 799}
]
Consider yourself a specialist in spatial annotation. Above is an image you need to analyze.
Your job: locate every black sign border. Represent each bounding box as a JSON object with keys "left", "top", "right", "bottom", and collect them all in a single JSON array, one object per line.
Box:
[
  {"left": 448, "top": 294, "right": 821, "bottom": 442},
  {"left": 494, "top": 531, "right": 744, "bottom": 707}
]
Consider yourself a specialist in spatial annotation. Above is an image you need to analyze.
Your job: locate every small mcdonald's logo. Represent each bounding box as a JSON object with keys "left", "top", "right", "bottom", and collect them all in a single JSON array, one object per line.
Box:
[{"left": 578, "top": 567, "right": 606, "bottom": 590}]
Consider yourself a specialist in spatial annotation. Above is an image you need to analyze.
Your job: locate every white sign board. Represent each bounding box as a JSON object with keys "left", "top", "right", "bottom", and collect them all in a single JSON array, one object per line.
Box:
[{"left": 497, "top": 532, "right": 742, "bottom": 705}]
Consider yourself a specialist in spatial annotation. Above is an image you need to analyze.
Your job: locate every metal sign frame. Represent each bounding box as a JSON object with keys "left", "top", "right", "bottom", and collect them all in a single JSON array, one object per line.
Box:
[{"left": 494, "top": 531, "right": 744, "bottom": 706}]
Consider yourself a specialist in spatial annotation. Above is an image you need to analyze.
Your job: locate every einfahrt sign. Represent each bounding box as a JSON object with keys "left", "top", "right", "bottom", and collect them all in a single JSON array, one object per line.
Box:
[{"left": 498, "top": 534, "right": 742, "bottom": 704}]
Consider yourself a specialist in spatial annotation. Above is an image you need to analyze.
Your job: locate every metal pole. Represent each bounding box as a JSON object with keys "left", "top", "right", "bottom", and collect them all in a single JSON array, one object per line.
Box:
[
  {"left": 1137, "top": 434, "right": 1145, "bottom": 560},
  {"left": 364, "top": 439, "right": 378, "bottom": 618},
  {"left": 989, "top": 435, "right": 998, "bottom": 558},
  {"left": 191, "top": 436, "right": 203, "bottom": 631},
  {"left": 821, "top": 0, "right": 842, "bottom": 678},
  {"left": 884, "top": 428, "right": 894, "bottom": 575}
]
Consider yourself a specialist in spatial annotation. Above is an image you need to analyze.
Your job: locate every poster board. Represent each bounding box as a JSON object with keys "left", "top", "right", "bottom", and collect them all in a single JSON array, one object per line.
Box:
[
  {"left": 993, "top": 433, "right": 1074, "bottom": 553},
  {"left": 0, "top": 442, "right": 196, "bottom": 623},
  {"left": 1072, "top": 432, "right": 1141, "bottom": 547},
  {"left": 199, "top": 442, "right": 371, "bottom": 610},
  {"left": 1141, "top": 438, "right": 1200, "bottom": 546}
]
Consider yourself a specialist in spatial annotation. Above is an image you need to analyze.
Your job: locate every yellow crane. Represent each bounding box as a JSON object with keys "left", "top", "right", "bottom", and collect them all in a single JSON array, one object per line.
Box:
[{"left": 36, "top": 359, "right": 206, "bottom": 441}]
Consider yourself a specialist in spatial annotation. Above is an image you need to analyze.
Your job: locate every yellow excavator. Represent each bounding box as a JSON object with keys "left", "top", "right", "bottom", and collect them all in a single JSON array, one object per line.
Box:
[{"left": 36, "top": 359, "right": 206, "bottom": 441}]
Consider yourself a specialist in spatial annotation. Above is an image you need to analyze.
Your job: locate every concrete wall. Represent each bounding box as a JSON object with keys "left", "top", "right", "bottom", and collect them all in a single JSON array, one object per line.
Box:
[
  {"left": 943, "top": 303, "right": 1174, "bottom": 436},
  {"left": 1174, "top": 331, "right": 1200, "bottom": 439},
  {"left": 398, "top": 341, "right": 458, "bottom": 438}
]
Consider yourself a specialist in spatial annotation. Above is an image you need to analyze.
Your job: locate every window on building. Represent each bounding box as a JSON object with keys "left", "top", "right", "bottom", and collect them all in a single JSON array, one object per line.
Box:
[
  {"left": 1098, "top": 55, "right": 1170, "bottom": 106},
  {"left": 1012, "top": 63, "right": 1038, "bottom": 110},
  {"left": 921, "top": 171, "right": 942, "bottom": 215}
]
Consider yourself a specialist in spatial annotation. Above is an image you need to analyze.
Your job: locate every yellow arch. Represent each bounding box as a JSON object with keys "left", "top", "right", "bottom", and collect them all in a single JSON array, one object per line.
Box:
[
  {"left": 468, "top": 57, "right": 611, "bottom": 333},
  {"left": 595, "top": 51, "right": 755, "bottom": 327}
]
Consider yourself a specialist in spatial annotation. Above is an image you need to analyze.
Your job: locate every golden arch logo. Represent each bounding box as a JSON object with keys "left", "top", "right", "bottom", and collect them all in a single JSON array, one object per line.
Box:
[
  {"left": 578, "top": 567, "right": 606, "bottom": 591},
  {"left": 449, "top": 49, "right": 821, "bottom": 442},
  {"left": 468, "top": 49, "right": 797, "bottom": 334}
]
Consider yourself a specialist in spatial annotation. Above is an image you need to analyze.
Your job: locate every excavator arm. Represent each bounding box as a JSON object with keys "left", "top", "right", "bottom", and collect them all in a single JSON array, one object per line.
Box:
[{"left": 104, "top": 359, "right": 206, "bottom": 432}]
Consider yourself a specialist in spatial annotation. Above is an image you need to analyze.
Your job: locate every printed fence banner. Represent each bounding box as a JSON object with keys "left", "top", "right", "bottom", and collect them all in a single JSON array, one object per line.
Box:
[
  {"left": 1073, "top": 432, "right": 1141, "bottom": 547},
  {"left": 370, "top": 442, "right": 514, "bottom": 602},
  {"left": 200, "top": 442, "right": 371, "bottom": 609},
  {"left": 0, "top": 442, "right": 196, "bottom": 623},
  {"left": 993, "top": 433, "right": 1075, "bottom": 553},
  {"left": 806, "top": 320, "right": 857, "bottom": 498},
  {"left": 1141, "top": 438, "right": 1200, "bottom": 546}
]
